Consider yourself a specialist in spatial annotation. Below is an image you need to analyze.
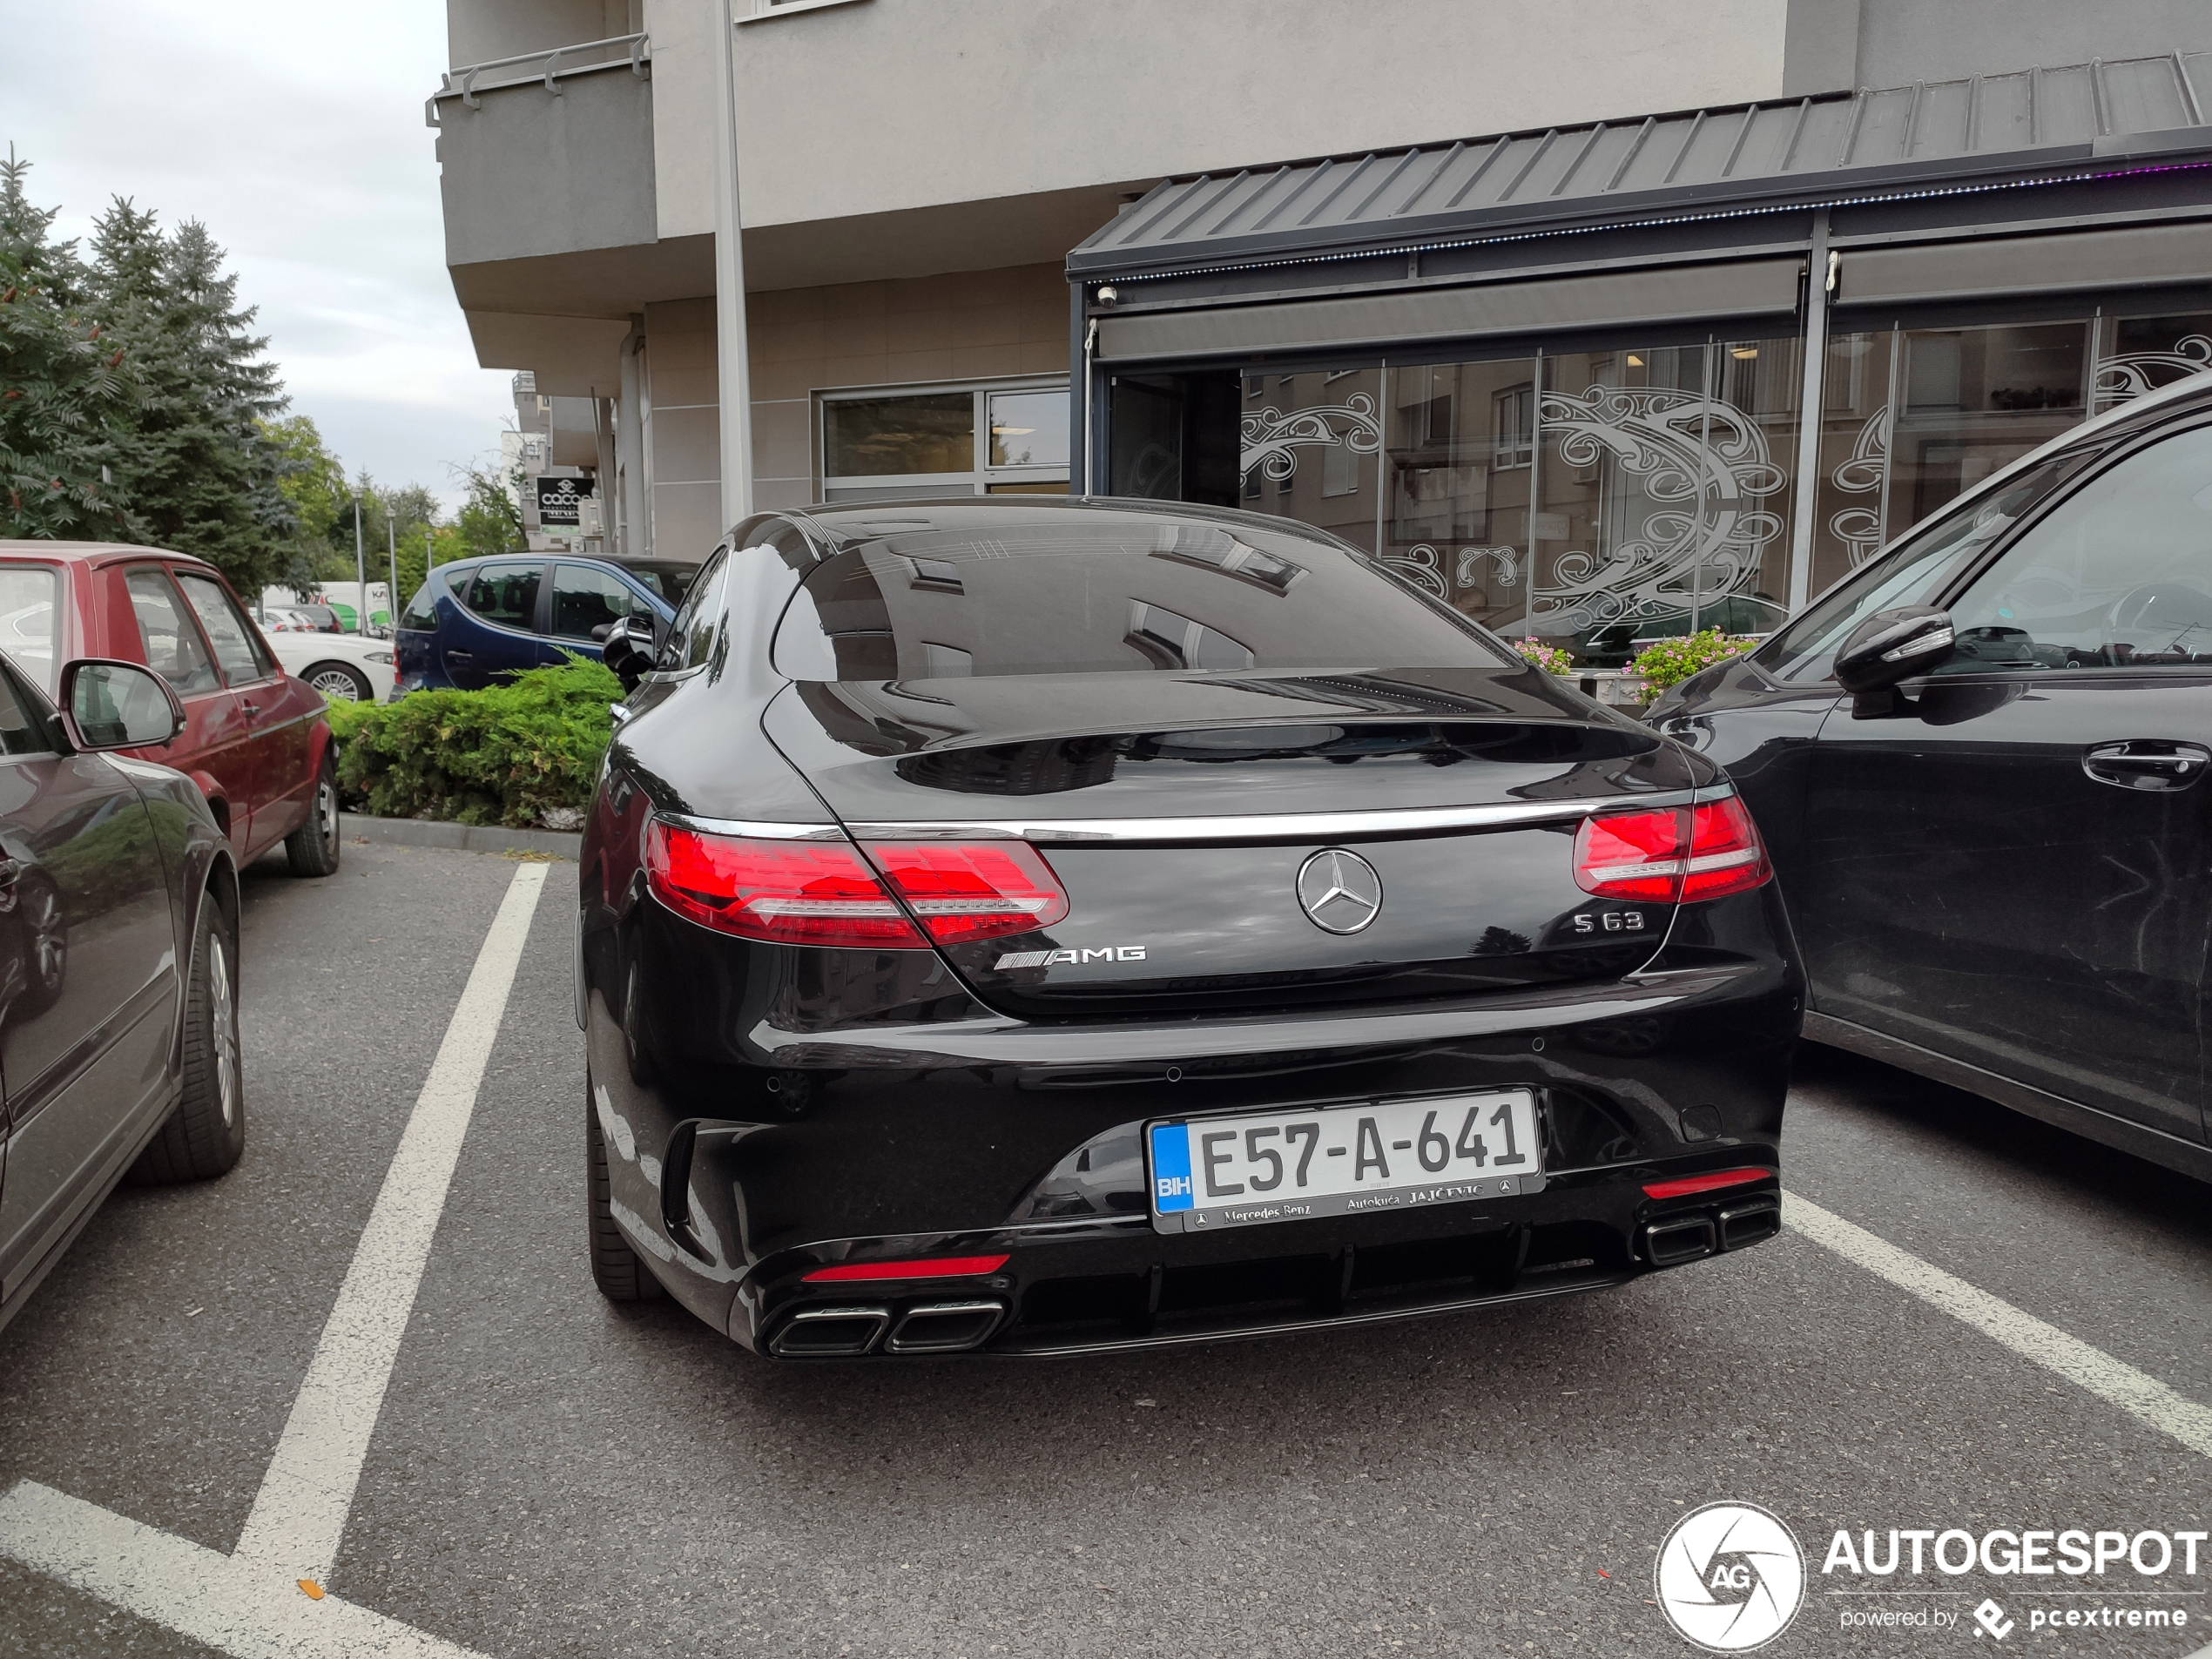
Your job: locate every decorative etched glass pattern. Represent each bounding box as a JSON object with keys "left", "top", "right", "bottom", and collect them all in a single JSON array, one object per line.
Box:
[{"left": 1527, "top": 384, "right": 1787, "bottom": 634}]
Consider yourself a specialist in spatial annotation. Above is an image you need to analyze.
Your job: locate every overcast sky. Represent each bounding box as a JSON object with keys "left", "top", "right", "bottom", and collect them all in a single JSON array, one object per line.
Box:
[{"left": 2, "top": 0, "right": 510, "bottom": 512}]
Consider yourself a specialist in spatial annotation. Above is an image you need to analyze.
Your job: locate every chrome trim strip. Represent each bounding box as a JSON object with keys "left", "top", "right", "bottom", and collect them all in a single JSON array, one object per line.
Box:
[
  {"left": 845, "top": 792, "right": 1696, "bottom": 844},
  {"left": 656, "top": 813, "right": 846, "bottom": 841}
]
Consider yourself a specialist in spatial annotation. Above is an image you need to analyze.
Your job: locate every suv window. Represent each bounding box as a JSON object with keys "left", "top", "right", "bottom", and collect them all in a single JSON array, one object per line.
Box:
[
  {"left": 125, "top": 569, "right": 222, "bottom": 696},
  {"left": 666, "top": 548, "right": 728, "bottom": 671},
  {"left": 1760, "top": 452, "right": 2094, "bottom": 685},
  {"left": 0, "top": 563, "right": 60, "bottom": 695},
  {"left": 551, "top": 563, "right": 639, "bottom": 639},
  {"left": 456, "top": 561, "right": 544, "bottom": 631},
  {"left": 400, "top": 583, "right": 439, "bottom": 631},
  {"left": 1933, "top": 421, "right": 2212, "bottom": 671},
  {"left": 176, "top": 570, "right": 276, "bottom": 683}
]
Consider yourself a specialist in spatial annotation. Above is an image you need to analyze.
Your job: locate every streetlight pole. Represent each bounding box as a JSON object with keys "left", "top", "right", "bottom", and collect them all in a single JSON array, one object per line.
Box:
[
  {"left": 710, "top": 0, "right": 753, "bottom": 534},
  {"left": 351, "top": 496, "right": 368, "bottom": 635},
  {"left": 386, "top": 513, "right": 399, "bottom": 640}
]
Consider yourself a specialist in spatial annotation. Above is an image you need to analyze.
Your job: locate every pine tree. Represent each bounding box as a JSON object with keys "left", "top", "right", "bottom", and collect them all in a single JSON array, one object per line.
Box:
[
  {"left": 86, "top": 201, "right": 295, "bottom": 590},
  {"left": 0, "top": 153, "right": 136, "bottom": 538}
]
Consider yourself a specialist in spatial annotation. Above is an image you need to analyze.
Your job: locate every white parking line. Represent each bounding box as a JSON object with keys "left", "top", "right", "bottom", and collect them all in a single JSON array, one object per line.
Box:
[
  {"left": 1784, "top": 1190, "right": 2212, "bottom": 1460},
  {"left": 233, "top": 860, "right": 548, "bottom": 1581},
  {"left": 0, "top": 859, "right": 549, "bottom": 1656},
  {"left": 0, "top": 1481, "right": 482, "bottom": 1659}
]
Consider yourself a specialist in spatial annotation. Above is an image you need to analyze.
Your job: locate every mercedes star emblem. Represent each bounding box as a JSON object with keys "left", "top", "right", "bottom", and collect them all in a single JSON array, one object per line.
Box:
[{"left": 1296, "top": 847, "right": 1384, "bottom": 934}]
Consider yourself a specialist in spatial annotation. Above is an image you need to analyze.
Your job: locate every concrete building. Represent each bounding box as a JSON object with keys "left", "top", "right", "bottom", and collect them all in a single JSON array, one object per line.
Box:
[{"left": 430, "top": 0, "right": 2212, "bottom": 656}]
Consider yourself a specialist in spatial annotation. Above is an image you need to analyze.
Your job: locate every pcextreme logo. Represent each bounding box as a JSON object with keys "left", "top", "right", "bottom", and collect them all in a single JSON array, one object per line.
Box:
[{"left": 1656, "top": 1501, "right": 1808, "bottom": 1653}]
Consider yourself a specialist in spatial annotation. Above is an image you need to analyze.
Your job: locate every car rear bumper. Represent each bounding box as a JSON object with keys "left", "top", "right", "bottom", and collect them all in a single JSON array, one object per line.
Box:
[
  {"left": 582, "top": 880, "right": 1801, "bottom": 1356},
  {"left": 729, "top": 1160, "right": 1781, "bottom": 1358}
]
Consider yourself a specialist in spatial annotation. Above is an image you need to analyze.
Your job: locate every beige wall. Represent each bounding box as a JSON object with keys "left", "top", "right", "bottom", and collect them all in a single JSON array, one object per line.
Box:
[
  {"left": 636, "top": 265, "right": 1069, "bottom": 543},
  {"left": 750, "top": 264, "right": 1068, "bottom": 509},
  {"left": 648, "top": 0, "right": 1791, "bottom": 242}
]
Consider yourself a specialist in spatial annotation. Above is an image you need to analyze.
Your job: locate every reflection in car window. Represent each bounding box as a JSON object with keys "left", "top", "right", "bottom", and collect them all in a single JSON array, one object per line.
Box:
[
  {"left": 550, "top": 564, "right": 637, "bottom": 640},
  {"left": 0, "top": 660, "right": 51, "bottom": 756},
  {"left": 125, "top": 569, "right": 222, "bottom": 696},
  {"left": 1761, "top": 454, "right": 2092, "bottom": 685},
  {"left": 0, "top": 563, "right": 60, "bottom": 696},
  {"left": 176, "top": 572, "right": 274, "bottom": 683},
  {"left": 1935, "top": 423, "right": 2212, "bottom": 671},
  {"left": 772, "top": 516, "right": 1514, "bottom": 682},
  {"left": 675, "top": 550, "right": 728, "bottom": 670},
  {"left": 400, "top": 583, "right": 439, "bottom": 631},
  {"left": 456, "top": 562, "right": 543, "bottom": 630}
]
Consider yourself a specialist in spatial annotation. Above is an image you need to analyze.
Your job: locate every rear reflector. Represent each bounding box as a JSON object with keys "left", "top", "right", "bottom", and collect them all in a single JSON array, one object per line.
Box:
[
  {"left": 1642, "top": 1166, "right": 1774, "bottom": 1200},
  {"left": 802, "top": 1253, "right": 1011, "bottom": 1283},
  {"left": 1574, "top": 796, "right": 1771, "bottom": 906},
  {"left": 861, "top": 842, "right": 1069, "bottom": 943},
  {"left": 645, "top": 822, "right": 925, "bottom": 948}
]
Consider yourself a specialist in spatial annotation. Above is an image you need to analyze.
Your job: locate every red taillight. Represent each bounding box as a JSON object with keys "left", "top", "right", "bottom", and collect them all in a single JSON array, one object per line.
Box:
[
  {"left": 644, "top": 822, "right": 925, "bottom": 948},
  {"left": 1573, "top": 796, "right": 1770, "bottom": 905},
  {"left": 1642, "top": 1166, "right": 1773, "bottom": 1199},
  {"left": 644, "top": 823, "right": 1071, "bottom": 949},
  {"left": 1681, "top": 796, "right": 1770, "bottom": 902},
  {"left": 1574, "top": 806, "right": 1687, "bottom": 902},
  {"left": 863, "top": 841, "right": 1069, "bottom": 943},
  {"left": 802, "top": 1254, "right": 1009, "bottom": 1283}
]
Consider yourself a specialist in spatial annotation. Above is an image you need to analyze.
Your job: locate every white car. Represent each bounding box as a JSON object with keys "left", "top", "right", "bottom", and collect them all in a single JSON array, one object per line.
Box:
[{"left": 263, "top": 628, "right": 397, "bottom": 703}]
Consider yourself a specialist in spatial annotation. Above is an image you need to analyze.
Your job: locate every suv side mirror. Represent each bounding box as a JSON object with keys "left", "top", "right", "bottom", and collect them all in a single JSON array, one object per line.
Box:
[
  {"left": 1835, "top": 606, "right": 1956, "bottom": 705},
  {"left": 60, "top": 658, "right": 186, "bottom": 750}
]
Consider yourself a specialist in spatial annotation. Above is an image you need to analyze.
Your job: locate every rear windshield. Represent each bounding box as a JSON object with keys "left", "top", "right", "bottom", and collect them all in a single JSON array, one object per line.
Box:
[
  {"left": 624, "top": 561, "right": 699, "bottom": 608},
  {"left": 772, "top": 518, "right": 1515, "bottom": 681}
]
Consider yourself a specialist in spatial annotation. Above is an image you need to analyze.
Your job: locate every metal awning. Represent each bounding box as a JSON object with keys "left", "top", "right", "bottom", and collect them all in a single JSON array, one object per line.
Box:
[{"left": 1069, "top": 52, "right": 2212, "bottom": 282}]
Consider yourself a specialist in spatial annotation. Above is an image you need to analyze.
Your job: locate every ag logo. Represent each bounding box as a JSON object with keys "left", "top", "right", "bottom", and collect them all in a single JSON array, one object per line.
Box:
[{"left": 1655, "top": 1501, "right": 1805, "bottom": 1652}]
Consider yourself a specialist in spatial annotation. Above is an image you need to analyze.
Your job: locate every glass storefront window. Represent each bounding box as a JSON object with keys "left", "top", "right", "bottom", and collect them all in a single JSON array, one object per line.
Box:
[
  {"left": 988, "top": 390, "right": 1069, "bottom": 469},
  {"left": 1101, "top": 297, "right": 2212, "bottom": 667}
]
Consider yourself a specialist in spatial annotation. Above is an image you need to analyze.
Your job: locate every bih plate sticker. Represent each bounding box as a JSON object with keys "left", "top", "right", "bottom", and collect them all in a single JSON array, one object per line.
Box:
[{"left": 1147, "top": 1090, "right": 1546, "bottom": 1233}]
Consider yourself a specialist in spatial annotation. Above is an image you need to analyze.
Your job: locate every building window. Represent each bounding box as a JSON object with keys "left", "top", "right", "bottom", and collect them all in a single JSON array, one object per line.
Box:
[
  {"left": 819, "top": 379, "right": 1069, "bottom": 501},
  {"left": 1492, "top": 385, "right": 1534, "bottom": 469}
]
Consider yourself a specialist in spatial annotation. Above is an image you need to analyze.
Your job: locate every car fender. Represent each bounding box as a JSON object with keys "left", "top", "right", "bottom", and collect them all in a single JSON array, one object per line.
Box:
[{"left": 100, "top": 755, "right": 238, "bottom": 1069}]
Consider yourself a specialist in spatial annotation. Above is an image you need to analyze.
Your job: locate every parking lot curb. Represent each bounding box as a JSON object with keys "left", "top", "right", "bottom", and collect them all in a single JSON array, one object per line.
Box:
[{"left": 339, "top": 813, "right": 581, "bottom": 860}]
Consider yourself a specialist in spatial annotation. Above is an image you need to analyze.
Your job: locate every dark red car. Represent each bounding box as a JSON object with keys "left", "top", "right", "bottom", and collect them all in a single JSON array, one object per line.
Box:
[{"left": 0, "top": 543, "right": 341, "bottom": 875}]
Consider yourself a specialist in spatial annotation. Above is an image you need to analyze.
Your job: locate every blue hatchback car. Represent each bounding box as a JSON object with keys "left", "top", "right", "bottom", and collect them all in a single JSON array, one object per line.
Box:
[{"left": 395, "top": 555, "right": 697, "bottom": 692}]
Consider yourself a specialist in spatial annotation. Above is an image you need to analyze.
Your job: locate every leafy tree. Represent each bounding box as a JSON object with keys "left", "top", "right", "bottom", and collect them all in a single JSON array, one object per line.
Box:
[
  {"left": 0, "top": 153, "right": 135, "bottom": 537},
  {"left": 84, "top": 200, "right": 295, "bottom": 592},
  {"left": 453, "top": 461, "right": 524, "bottom": 561}
]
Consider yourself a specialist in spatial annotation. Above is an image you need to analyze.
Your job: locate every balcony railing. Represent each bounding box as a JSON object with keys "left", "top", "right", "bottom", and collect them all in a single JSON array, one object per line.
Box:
[{"left": 426, "top": 33, "right": 649, "bottom": 125}]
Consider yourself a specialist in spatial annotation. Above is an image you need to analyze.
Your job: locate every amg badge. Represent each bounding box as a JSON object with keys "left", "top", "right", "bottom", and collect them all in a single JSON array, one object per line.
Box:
[{"left": 993, "top": 946, "right": 1149, "bottom": 969}]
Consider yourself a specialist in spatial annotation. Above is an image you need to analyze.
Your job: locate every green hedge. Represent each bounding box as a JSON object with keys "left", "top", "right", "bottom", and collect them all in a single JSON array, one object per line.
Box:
[{"left": 330, "top": 657, "right": 621, "bottom": 828}]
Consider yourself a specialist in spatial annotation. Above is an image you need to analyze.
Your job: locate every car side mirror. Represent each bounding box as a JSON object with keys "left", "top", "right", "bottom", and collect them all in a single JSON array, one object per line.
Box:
[
  {"left": 59, "top": 658, "right": 186, "bottom": 751},
  {"left": 602, "top": 613, "right": 658, "bottom": 693},
  {"left": 1835, "top": 606, "right": 1955, "bottom": 712}
]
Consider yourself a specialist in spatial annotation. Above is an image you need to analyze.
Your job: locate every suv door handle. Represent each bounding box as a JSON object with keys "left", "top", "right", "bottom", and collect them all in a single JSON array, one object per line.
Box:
[{"left": 2082, "top": 739, "right": 2212, "bottom": 792}]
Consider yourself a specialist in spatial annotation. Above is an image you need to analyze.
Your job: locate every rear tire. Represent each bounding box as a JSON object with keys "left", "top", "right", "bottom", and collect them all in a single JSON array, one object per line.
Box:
[
  {"left": 302, "top": 662, "right": 373, "bottom": 702},
  {"left": 587, "top": 1072, "right": 664, "bottom": 1301},
  {"left": 285, "top": 752, "right": 341, "bottom": 878},
  {"left": 130, "top": 893, "right": 245, "bottom": 1185}
]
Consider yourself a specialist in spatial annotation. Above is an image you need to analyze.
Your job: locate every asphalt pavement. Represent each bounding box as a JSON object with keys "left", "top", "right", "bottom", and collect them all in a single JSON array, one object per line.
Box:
[{"left": 0, "top": 839, "right": 2206, "bottom": 1658}]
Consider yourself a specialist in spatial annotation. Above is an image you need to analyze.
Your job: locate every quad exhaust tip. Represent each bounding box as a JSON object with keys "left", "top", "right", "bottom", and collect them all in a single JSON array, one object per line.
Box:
[
  {"left": 768, "top": 1305, "right": 891, "bottom": 1357},
  {"left": 887, "top": 1298, "right": 1006, "bottom": 1354},
  {"left": 767, "top": 1298, "right": 1008, "bottom": 1358},
  {"left": 1642, "top": 1214, "right": 1717, "bottom": 1266}
]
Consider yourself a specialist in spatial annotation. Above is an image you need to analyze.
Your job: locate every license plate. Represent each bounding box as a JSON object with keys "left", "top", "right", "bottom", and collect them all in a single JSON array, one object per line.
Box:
[{"left": 1148, "top": 1090, "right": 1545, "bottom": 1233}]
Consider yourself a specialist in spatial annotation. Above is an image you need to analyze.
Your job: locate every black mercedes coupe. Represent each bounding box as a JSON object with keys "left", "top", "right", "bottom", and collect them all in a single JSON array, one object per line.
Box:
[{"left": 579, "top": 499, "right": 1801, "bottom": 1358}]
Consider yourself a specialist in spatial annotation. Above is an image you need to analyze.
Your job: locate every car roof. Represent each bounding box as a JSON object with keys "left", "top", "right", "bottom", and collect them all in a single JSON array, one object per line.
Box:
[{"left": 0, "top": 539, "right": 223, "bottom": 574}]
